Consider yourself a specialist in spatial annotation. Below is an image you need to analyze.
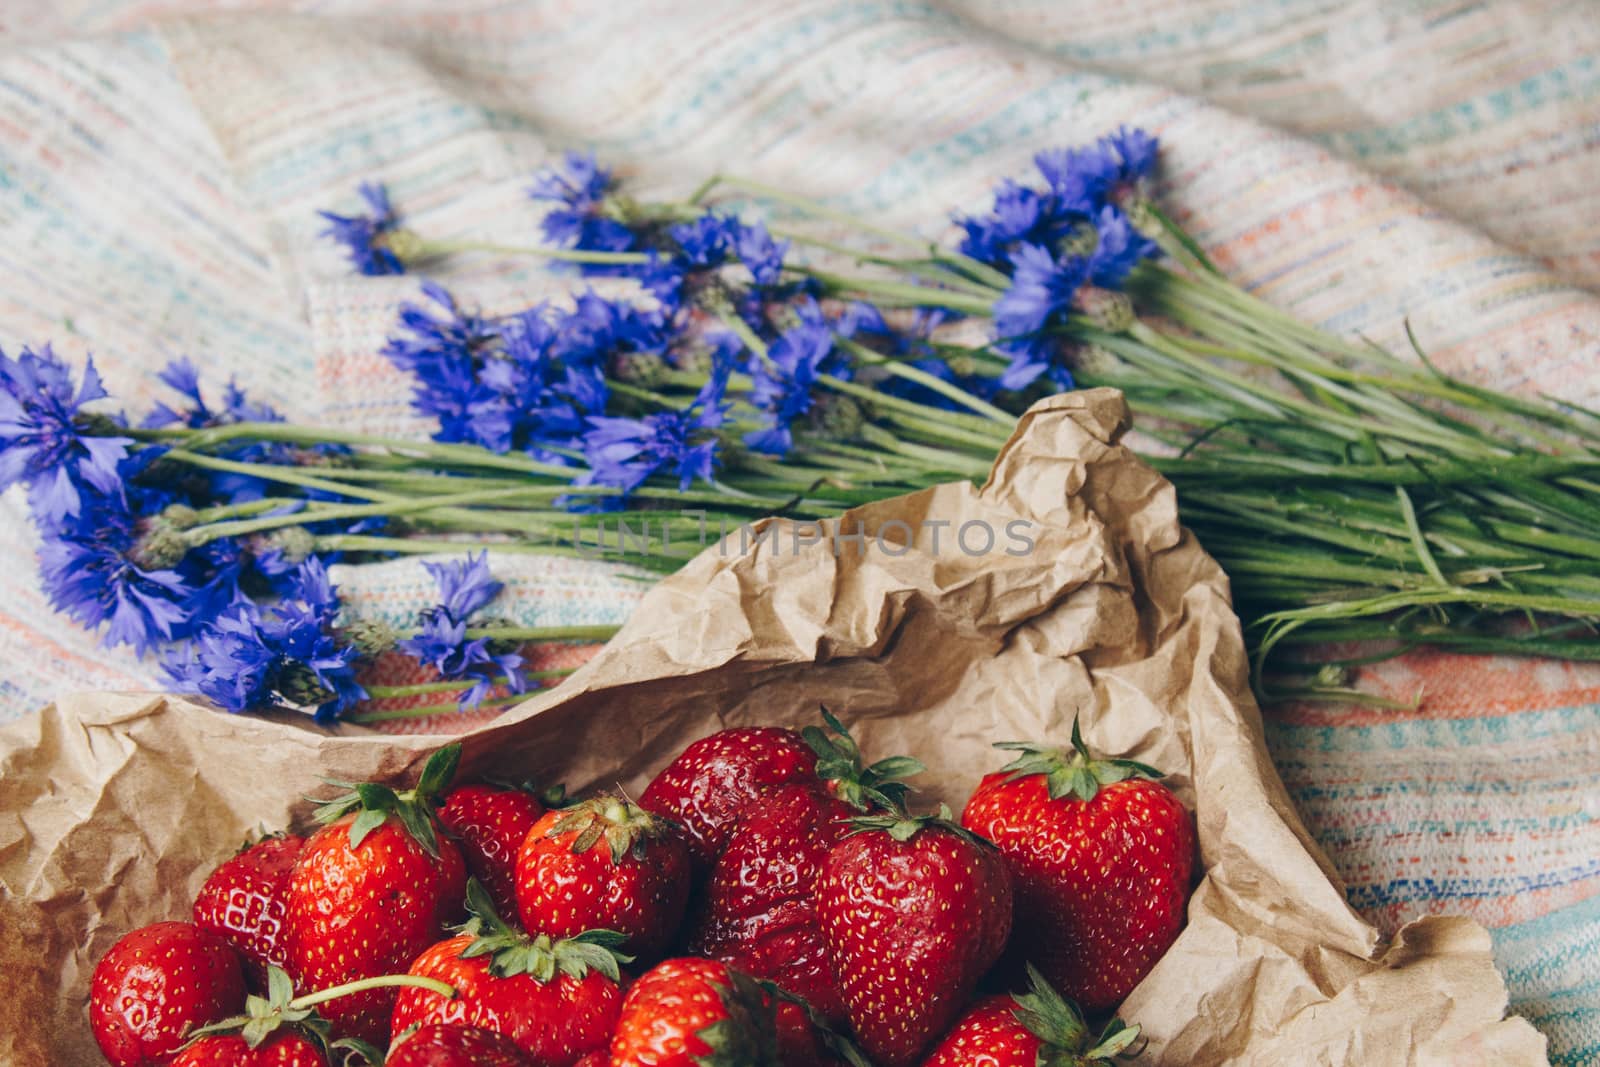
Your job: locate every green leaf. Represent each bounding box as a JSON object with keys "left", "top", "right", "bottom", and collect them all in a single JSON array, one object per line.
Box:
[
  {"left": 347, "top": 808, "right": 387, "bottom": 851},
  {"left": 1088, "top": 1018, "right": 1143, "bottom": 1059},
  {"left": 396, "top": 804, "right": 440, "bottom": 860},
  {"left": 864, "top": 755, "right": 924, "bottom": 781},
  {"left": 266, "top": 966, "right": 294, "bottom": 1010},
  {"left": 353, "top": 782, "right": 398, "bottom": 812},
  {"left": 416, "top": 744, "right": 462, "bottom": 800},
  {"left": 330, "top": 1035, "right": 385, "bottom": 1067},
  {"left": 241, "top": 1015, "right": 277, "bottom": 1050}
]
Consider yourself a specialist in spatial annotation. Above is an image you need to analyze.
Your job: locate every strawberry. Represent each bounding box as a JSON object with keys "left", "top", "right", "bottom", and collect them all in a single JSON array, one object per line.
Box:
[
  {"left": 639, "top": 726, "right": 817, "bottom": 868},
  {"left": 437, "top": 783, "right": 549, "bottom": 919},
  {"left": 192, "top": 832, "right": 306, "bottom": 988},
  {"left": 175, "top": 962, "right": 453, "bottom": 1067},
  {"left": 919, "top": 965, "right": 1142, "bottom": 1067},
  {"left": 515, "top": 795, "right": 690, "bottom": 959},
  {"left": 387, "top": 1025, "right": 536, "bottom": 1066},
  {"left": 570, "top": 1055, "right": 608, "bottom": 1067},
  {"left": 690, "top": 712, "right": 923, "bottom": 1022},
  {"left": 816, "top": 807, "right": 1013, "bottom": 1067},
  {"left": 169, "top": 1032, "right": 328, "bottom": 1065},
  {"left": 609, "top": 957, "right": 810, "bottom": 1067},
  {"left": 284, "top": 745, "right": 468, "bottom": 1045},
  {"left": 390, "top": 880, "right": 627, "bottom": 1065},
  {"left": 960, "top": 720, "right": 1195, "bottom": 1012},
  {"left": 89, "top": 920, "right": 247, "bottom": 1067}
]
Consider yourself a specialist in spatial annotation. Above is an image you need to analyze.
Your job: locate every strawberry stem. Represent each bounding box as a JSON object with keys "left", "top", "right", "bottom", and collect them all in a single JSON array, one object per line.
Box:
[
  {"left": 456, "top": 878, "right": 633, "bottom": 983},
  {"left": 288, "top": 974, "right": 456, "bottom": 1011},
  {"left": 993, "top": 716, "right": 1163, "bottom": 803},
  {"left": 845, "top": 802, "right": 991, "bottom": 848},
  {"left": 801, "top": 706, "right": 924, "bottom": 813},
  {"left": 1012, "top": 964, "right": 1142, "bottom": 1065},
  {"left": 547, "top": 794, "right": 675, "bottom": 863},
  {"left": 186, "top": 965, "right": 456, "bottom": 1054},
  {"left": 310, "top": 743, "right": 462, "bottom": 857}
]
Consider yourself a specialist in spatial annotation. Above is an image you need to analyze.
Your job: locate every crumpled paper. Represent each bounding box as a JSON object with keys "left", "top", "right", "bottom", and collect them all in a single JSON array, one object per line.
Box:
[{"left": 0, "top": 389, "right": 1547, "bottom": 1066}]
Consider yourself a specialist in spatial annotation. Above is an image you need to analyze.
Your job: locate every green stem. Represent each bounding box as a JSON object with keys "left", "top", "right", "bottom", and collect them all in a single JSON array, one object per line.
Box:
[
  {"left": 347, "top": 691, "right": 534, "bottom": 723},
  {"left": 415, "top": 237, "right": 651, "bottom": 266},
  {"left": 363, "top": 670, "right": 576, "bottom": 699},
  {"left": 289, "top": 974, "right": 454, "bottom": 1010}
]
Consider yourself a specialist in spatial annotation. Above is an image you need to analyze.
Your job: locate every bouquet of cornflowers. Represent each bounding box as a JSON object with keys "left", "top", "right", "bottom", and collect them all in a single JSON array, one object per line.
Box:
[{"left": 8, "top": 128, "right": 1597, "bottom": 722}]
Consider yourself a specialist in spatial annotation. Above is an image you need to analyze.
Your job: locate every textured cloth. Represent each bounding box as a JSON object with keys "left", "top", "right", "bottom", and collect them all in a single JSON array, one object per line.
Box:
[{"left": 0, "top": 1, "right": 1596, "bottom": 1059}]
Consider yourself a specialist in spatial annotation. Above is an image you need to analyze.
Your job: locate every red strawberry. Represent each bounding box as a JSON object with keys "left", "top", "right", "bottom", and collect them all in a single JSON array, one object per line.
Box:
[
  {"left": 609, "top": 957, "right": 824, "bottom": 1067},
  {"left": 571, "top": 1055, "right": 608, "bottom": 1067},
  {"left": 168, "top": 1032, "right": 327, "bottom": 1065},
  {"left": 388, "top": 1025, "right": 536, "bottom": 1066},
  {"left": 816, "top": 808, "right": 1013, "bottom": 1067},
  {"left": 438, "top": 783, "right": 548, "bottom": 919},
  {"left": 640, "top": 727, "right": 817, "bottom": 868},
  {"left": 689, "top": 782, "right": 853, "bottom": 1020},
  {"left": 390, "top": 880, "right": 627, "bottom": 1065},
  {"left": 175, "top": 962, "right": 458, "bottom": 1067},
  {"left": 192, "top": 833, "right": 306, "bottom": 988},
  {"left": 960, "top": 721, "right": 1195, "bottom": 1012},
  {"left": 919, "top": 965, "right": 1142, "bottom": 1066},
  {"left": 690, "top": 712, "right": 923, "bottom": 1022},
  {"left": 515, "top": 796, "right": 690, "bottom": 959},
  {"left": 89, "top": 920, "right": 247, "bottom": 1067},
  {"left": 284, "top": 745, "right": 468, "bottom": 1045}
]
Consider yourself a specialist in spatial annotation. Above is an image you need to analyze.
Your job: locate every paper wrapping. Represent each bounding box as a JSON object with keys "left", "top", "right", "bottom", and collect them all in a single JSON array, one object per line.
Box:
[{"left": 0, "top": 389, "right": 1547, "bottom": 1066}]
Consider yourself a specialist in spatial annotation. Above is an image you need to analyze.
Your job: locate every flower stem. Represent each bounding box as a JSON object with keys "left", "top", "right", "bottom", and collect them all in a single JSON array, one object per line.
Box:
[
  {"left": 347, "top": 691, "right": 534, "bottom": 723},
  {"left": 364, "top": 669, "right": 575, "bottom": 699},
  {"left": 416, "top": 238, "right": 651, "bottom": 266}
]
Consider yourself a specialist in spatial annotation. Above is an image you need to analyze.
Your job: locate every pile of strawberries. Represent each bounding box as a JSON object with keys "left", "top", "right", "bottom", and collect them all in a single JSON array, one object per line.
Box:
[{"left": 87, "top": 712, "right": 1195, "bottom": 1066}]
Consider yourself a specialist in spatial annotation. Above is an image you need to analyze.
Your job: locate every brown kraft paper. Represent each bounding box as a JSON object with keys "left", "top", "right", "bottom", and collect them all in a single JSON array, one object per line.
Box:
[{"left": 0, "top": 389, "right": 1547, "bottom": 1065}]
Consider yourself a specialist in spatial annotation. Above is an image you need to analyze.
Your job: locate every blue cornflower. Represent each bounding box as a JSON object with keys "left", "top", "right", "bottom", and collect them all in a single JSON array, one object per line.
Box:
[
  {"left": 669, "top": 213, "right": 741, "bottom": 269},
  {"left": 1087, "top": 204, "right": 1159, "bottom": 288},
  {"left": 164, "top": 558, "right": 366, "bottom": 720},
  {"left": 1034, "top": 127, "right": 1159, "bottom": 211},
  {"left": 398, "top": 552, "right": 526, "bottom": 711},
  {"left": 553, "top": 290, "right": 671, "bottom": 377},
  {"left": 581, "top": 390, "right": 727, "bottom": 495},
  {"left": 37, "top": 492, "right": 193, "bottom": 654},
  {"left": 286, "top": 554, "right": 342, "bottom": 621},
  {"left": 995, "top": 244, "right": 1088, "bottom": 337},
  {"left": 528, "top": 150, "right": 638, "bottom": 265},
  {"left": 956, "top": 176, "right": 1086, "bottom": 267},
  {"left": 1102, "top": 125, "right": 1160, "bottom": 185},
  {"left": 0, "top": 345, "right": 131, "bottom": 527},
  {"left": 384, "top": 283, "right": 511, "bottom": 446},
  {"left": 163, "top": 605, "right": 279, "bottom": 711},
  {"left": 142, "top": 356, "right": 287, "bottom": 431},
  {"left": 1032, "top": 145, "right": 1119, "bottom": 213},
  {"left": 141, "top": 358, "right": 323, "bottom": 505},
  {"left": 735, "top": 221, "right": 789, "bottom": 287},
  {"left": 319, "top": 182, "right": 406, "bottom": 276},
  {"left": 993, "top": 244, "right": 1089, "bottom": 390},
  {"left": 467, "top": 306, "right": 594, "bottom": 458},
  {"left": 744, "top": 304, "right": 852, "bottom": 456}
]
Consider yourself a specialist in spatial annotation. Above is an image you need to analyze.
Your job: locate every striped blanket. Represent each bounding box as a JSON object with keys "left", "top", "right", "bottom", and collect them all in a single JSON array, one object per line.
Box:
[{"left": 0, "top": 2, "right": 1595, "bottom": 1059}]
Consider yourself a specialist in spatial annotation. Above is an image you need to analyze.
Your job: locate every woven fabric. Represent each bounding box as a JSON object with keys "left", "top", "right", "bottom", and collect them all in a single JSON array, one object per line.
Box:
[{"left": 0, "top": 2, "right": 1596, "bottom": 1058}]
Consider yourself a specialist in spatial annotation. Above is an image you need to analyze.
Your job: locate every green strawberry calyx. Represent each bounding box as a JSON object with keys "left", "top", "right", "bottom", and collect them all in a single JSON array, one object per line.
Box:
[
  {"left": 311, "top": 743, "right": 462, "bottom": 858},
  {"left": 456, "top": 878, "right": 633, "bottom": 984},
  {"left": 993, "top": 716, "right": 1164, "bottom": 803},
  {"left": 547, "top": 794, "right": 677, "bottom": 863},
  {"left": 692, "top": 968, "right": 786, "bottom": 1067},
  {"left": 802, "top": 707, "right": 925, "bottom": 813},
  {"left": 185, "top": 964, "right": 454, "bottom": 1060},
  {"left": 1014, "top": 964, "right": 1143, "bottom": 1066},
  {"left": 845, "top": 802, "right": 992, "bottom": 847}
]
